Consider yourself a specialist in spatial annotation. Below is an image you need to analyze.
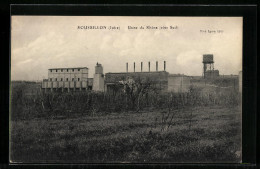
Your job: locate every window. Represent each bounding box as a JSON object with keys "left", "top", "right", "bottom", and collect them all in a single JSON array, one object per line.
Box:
[
  {"left": 50, "top": 78, "right": 52, "bottom": 81},
  {"left": 66, "top": 78, "right": 68, "bottom": 81},
  {"left": 72, "top": 78, "right": 74, "bottom": 81},
  {"left": 78, "top": 69, "right": 80, "bottom": 71},
  {"left": 56, "top": 70, "right": 57, "bottom": 72},
  {"left": 72, "top": 69, "right": 74, "bottom": 72},
  {"left": 55, "top": 78, "right": 57, "bottom": 81},
  {"left": 50, "top": 70, "right": 52, "bottom": 72},
  {"left": 61, "top": 78, "right": 63, "bottom": 81},
  {"left": 67, "top": 69, "right": 69, "bottom": 72},
  {"left": 78, "top": 78, "right": 80, "bottom": 81},
  {"left": 61, "top": 69, "right": 63, "bottom": 72}
]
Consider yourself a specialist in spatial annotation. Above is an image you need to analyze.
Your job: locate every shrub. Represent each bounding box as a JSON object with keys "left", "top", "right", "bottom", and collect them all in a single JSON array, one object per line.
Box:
[{"left": 10, "top": 82, "right": 240, "bottom": 121}]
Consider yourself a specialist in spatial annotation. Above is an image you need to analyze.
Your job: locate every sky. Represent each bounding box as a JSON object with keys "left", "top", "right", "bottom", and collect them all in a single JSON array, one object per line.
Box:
[{"left": 11, "top": 16, "right": 242, "bottom": 81}]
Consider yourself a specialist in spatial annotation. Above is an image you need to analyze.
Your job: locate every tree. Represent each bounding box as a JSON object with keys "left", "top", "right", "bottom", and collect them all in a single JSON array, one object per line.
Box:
[{"left": 119, "top": 76, "right": 158, "bottom": 111}]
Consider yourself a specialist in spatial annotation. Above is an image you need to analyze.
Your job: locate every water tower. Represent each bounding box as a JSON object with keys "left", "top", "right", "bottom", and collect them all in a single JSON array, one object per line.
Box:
[{"left": 202, "top": 54, "right": 214, "bottom": 78}]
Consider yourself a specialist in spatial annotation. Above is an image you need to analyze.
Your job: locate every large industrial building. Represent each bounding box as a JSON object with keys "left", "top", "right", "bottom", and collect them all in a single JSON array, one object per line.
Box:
[
  {"left": 42, "top": 61, "right": 191, "bottom": 93},
  {"left": 42, "top": 54, "right": 223, "bottom": 93},
  {"left": 42, "top": 64, "right": 98, "bottom": 92}
]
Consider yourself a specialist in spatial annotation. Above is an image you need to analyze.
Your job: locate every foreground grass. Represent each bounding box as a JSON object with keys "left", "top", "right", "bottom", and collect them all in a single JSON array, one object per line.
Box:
[{"left": 10, "top": 106, "right": 241, "bottom": 163}]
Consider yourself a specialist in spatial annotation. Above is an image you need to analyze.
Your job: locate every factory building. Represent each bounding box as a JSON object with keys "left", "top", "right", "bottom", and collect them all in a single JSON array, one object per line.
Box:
[
  {"left": 105, "top": 71, "right": 169, "bottom": 93},
  {"left": 168, "top": 74, "right": 191, "bottom": 93},
  {"left": 105, "top": 72, "right": 190, "bottom": 93},
  {"left": 204, "top": 70, "right": 219, "bottom": 78},
  {"left": 42, "top": 61, "right": 191, "bottom": 93},
  {"left": 104, "top": 61, "right": 191, "bottom": 93},
  {"left": 42, "top": 63, "right": 104, "bottom": 92}
]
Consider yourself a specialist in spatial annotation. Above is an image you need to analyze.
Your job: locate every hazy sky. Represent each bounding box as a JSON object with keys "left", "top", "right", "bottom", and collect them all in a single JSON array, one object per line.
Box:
[{"left": 11, "top": 16, "right": 242, "bottom": 81}]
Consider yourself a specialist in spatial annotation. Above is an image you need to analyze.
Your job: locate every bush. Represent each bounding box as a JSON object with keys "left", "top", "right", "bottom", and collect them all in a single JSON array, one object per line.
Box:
[{"left": 10, "top": 82, "right": 240, "bottom": 121}]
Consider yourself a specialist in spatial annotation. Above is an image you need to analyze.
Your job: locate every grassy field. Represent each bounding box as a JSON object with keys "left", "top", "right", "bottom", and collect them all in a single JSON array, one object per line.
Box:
[
  {"left": 10, "top": 105, "right": 241, "bottom": 163},
  {"left": 10, "top": 80, "right": 241, "bottom": 163}
]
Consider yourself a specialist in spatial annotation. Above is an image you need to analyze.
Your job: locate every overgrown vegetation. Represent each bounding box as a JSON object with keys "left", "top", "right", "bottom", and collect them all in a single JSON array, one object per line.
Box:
[
  {"left": 10, "top": 80, "right": 240, "bottom": 121},
  {"left": 10, "top": 80, "right": 241, "bottom": 163}
]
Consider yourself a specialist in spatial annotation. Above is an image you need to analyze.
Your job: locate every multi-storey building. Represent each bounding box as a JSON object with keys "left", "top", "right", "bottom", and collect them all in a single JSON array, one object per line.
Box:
[
  {"left": 48, "top": 67, "right": 89, "bottom": 82},
  {"left": 42, "top": 67, "right": 93, "bottom": 92}
]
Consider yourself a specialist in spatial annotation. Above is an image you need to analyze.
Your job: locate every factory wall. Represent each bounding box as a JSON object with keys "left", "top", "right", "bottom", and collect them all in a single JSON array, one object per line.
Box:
[
  {"left": 42, "top": 67, "right": 90, "bottom": 91},
  {"left": 48, "top": 68, "right": 88, "bottom": 82},
  {"left": 93, "top": 74, "right": 105, "bottom": 92},
  {"left": 105, "top": 72, "right": 192, "bottom": 93},
  {"left": 168, "top": 75, "right": 191, "bottom": 93},
  {"left": 204, "top": 70, "right": 219, "bottom": 78},
  {"left": 42, "top": 68, "right": 88, "bottom": 89},
  {"left": 105, "top": 71, "right": 169, "bottom": 93},
  {"left": 43, "top": 80, "right": 93, "bottom": 89}
]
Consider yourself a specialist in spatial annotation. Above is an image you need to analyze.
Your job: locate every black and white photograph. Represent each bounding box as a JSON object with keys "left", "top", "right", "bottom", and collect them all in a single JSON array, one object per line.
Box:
[{"left": 10, "top": 16, "right": 243, "bottom": 163}]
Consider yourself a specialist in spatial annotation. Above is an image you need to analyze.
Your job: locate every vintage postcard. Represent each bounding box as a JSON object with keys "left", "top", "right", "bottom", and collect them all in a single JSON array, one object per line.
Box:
[{"left": 10, "top": 16, "right": 242, "bottom": 163}]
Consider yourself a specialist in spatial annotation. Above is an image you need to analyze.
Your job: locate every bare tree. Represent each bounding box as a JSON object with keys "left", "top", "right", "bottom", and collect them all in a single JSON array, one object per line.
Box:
[{"left": 120, "top": 77, "right": 157, "bottom": 112}]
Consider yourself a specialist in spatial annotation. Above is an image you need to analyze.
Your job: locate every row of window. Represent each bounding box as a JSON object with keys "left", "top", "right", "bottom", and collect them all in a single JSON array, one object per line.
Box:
[
  {"left": 49, "top": 78, "right": 81, "bottom": 81},
  {"left": 50, "top": 69, "right": 81, "bottom": 73}
]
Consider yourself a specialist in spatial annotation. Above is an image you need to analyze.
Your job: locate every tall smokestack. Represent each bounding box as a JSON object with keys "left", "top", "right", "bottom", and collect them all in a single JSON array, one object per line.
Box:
[
  {"left": 164, "top": 61, "right": 166, "bottom": 71},
  {"left": 141, "top": 62, "right": 143, "bottom": 72},
  {"left": 148, "top": 61, "right": 150, "bottom": 72},
  {"left": 156, "top": 61, "right": 158, "bottom": 71},
  {"left": 126, "top": 62, "right": 128, "bottom": 72},
  {"left": 134, "top": 62, "right": 135, "bottom": 72}
]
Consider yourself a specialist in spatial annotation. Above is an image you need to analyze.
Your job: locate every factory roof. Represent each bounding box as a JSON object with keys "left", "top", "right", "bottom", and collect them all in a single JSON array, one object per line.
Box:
[
  {"left": 168, "top": 74, "right": 190, "bottom": 77},
  {"left": 106, "top": 71, "right": 167, "bottom": 74},
  {"left": 48, "top": 67, "right": 88, "bottom": 70}
]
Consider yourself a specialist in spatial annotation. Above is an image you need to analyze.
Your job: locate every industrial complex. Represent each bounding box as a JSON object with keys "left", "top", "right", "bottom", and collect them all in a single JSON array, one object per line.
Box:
[{"left": 42, "top": 54, "right": 221, "bottom": 93}]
